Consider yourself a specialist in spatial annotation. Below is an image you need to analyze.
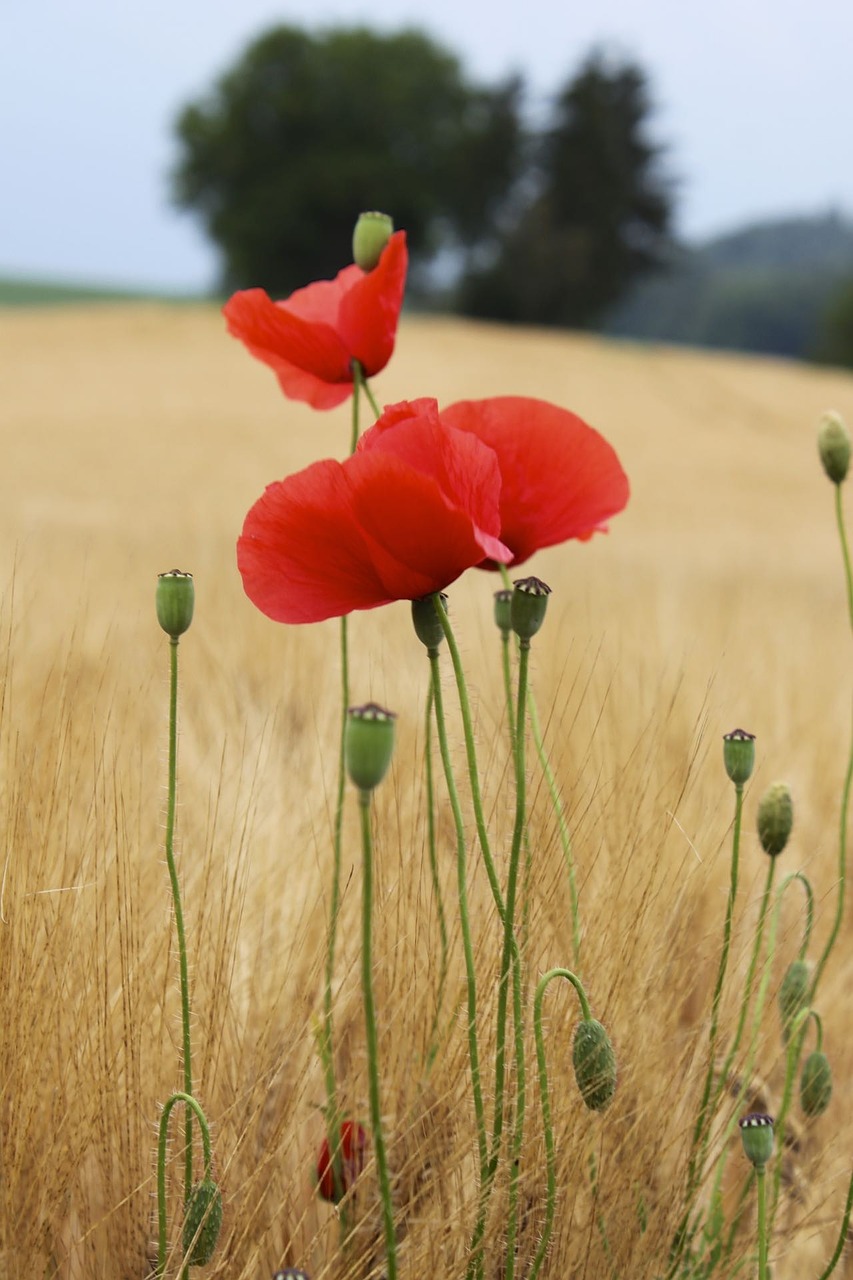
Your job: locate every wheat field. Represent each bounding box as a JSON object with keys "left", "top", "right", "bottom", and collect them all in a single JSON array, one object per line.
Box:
[{"left": 2, "top": 303, "right": 853, "bottom": 1279}]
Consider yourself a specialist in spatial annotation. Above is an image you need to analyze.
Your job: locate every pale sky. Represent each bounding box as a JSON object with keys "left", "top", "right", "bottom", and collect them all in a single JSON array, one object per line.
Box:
[{"left": 2, "top": 0, "right": 851, "bottom": 290}]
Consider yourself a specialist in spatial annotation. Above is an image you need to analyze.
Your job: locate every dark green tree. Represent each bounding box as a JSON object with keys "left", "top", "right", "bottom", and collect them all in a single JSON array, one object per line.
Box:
[
  {"left": 172, "top": 25, "right": 523, "bottom": 294},
  {"left": 459, "top": 51, "right": 673, "bottom": 326},
  {"left": 815, "top": 278, "right": 853, "bottom": 368}
]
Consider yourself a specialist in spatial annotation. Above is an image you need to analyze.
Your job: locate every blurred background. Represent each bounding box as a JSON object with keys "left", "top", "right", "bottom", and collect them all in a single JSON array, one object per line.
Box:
[{"left": 3, "top": 0, "right": 853, "bottom": 365}]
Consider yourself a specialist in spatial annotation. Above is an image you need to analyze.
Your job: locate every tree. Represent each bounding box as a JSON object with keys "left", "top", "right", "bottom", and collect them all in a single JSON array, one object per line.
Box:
[
  {"left": 814, "top": 278, "right": 853, "bottom": 368},
  {"left": 172, "top": 25, "right": 523, "bottom": 294},
  {"left": 459, "top": 52, "right": 673, "bottom": 327}
]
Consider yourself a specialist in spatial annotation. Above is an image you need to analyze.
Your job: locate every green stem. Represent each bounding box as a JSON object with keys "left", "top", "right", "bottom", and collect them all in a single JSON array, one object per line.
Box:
[
  {"left": 769, "top": 1008, "right": 810, "bottom": 1236},
  {"left": 500, "top": 629, "right": 517, "bottom": 752},
  {"left": 757, "top": 1166, "right": 768, "bottom": 1280},
  {"left": 815, "top": 1163, "right": 853, "bottom": 1280},
  {"left": 424, "top": 679, "right": 449, "bottom": 1068},
  {"left": 812, "top": 485, "right": 853, "bottom": 995},
  {"left": 428, "top": 648, "right": 489, "bottom": 1182},
  {"left": 530, "top": 968, "right": 594, "bottom": 1280},
  {"left": 528, "top": 691, "right": 581, "bottom": 969},
  {"left": 353, "top": 360, "right": 381, "bottom": 420},
  {"left": 357, "top": 788, "right": 397, "bottom": 1280},
  {"left": 164, "top": 636, "right": 194, "bottom": 1207},
  {"left": 157, "top": 1091, "right": 214, "bottom": 1277}
]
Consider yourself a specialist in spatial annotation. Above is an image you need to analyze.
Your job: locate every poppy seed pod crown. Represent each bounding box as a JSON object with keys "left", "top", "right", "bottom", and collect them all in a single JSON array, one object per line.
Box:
[
  {"left": 739, "top": 1113, "right": 774, "bottom": 1168},
  {"left": 723, "top": 728, "right": 755, "bottom": 786},
  {"left": 345, "top": 703, "right": 397, "bottom": 792},
  {"left": 511, "top": 576, "right": 552, "bottom": 642}
]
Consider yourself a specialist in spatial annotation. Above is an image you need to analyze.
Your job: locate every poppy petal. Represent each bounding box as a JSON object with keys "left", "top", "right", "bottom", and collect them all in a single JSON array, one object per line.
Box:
[
  {"left": 441, "top": 396, "right": 630, "bottom": 565},
  {"left": 337, "top": 231, "right": 408, "bottom": 376}
]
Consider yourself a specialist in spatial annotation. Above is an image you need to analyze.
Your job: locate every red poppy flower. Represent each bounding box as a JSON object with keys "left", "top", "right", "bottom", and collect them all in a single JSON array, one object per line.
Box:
[
  {"left": 430, "top": 397, "right": 629, "bottom": 567},
  {"left": 238, "top": 399, "right": 512, "bottom": 624},
  {"left": 316, "top": 1120, "right": 367, "bottom": 1203},
  {"left": 223, "top": 232, "right": 407, "bottom": 410}
]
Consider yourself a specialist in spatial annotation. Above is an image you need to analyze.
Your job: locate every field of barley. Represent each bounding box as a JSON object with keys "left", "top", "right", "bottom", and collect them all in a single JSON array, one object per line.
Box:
[{"left": 2, "top": 303, "right": 853, "bottom": 1279}]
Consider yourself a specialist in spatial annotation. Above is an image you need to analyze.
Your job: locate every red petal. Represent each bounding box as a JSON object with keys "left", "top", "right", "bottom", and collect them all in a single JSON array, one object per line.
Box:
[
  {"left": 441, "top": 397, "right": 630, "bottom": 565},
  {"left": 337, "top": 231, "right": 408, "bottom": 376},
  {"left": 223, "top": 288, "right": 353, "bottom": 409}
]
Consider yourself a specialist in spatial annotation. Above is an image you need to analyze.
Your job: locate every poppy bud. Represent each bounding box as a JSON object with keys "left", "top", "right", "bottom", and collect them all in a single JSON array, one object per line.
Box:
[
  {"left": 493, "top": 589, "right": 513, "bottom": 636},
  {"left": 800, "top": 1050, "right": 832, "bottom": 1117},
  {"left": 352, "top": 211, "right": 394, "bottom": 272},
  {"left": 345, "top": 703, "right": 396, "bottom": 793},
  {"left": 411, "top": 594, "right": 447, "bottom": 651},
  {"left": 156, "top": 570, "right": 194, "bottom": 638},
  {"left": 723, "top": 728, "right": 755, "bottom": 787},
  {"left": 817, "top": 411, "right": 851, "bottom": 485},
  {"left": 739, "top": 1113, "right": 774, "bottom": 1168},
  {"left": 572, "top": 1018, "right": 617, "bottom": 1112},
  {"left": 757, "top": 782, "right": 793, "bottom": 857},
  {"left": 778, "top": 959, "right": 810, "bottom": 1042},
  {"left": 183, "top": 1179, "right": 223, "bottom": 1266},
  {"left": 511, "top": 576, "right": 552, "bottom": 643},
  {"left": 316, "top": 1119, "right": 367, "bottom": 1202}
]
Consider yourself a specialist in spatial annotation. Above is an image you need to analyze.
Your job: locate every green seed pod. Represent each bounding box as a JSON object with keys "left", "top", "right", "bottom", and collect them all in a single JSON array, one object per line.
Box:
[
  {"left": 345, "top": 703, "right": 397, "bottom": 792},
  {"left": 817, "top": 411, "right": 851, "bottom": 485},
  {"left": 156, "top": 570, "right": 194, "bottom": 638},
  {"left": 411, "top": 594, "right": 447, "bottom": 651},
  {"left": 183, "top": 1179, "right": 223, "bottom": 1266},
  {"left": 778, "top": 959, "right": 810, "bottom": 1042},
  {"left": 723, "top": 728, "right": 755, "bottom": 786},
  {"left": 510, "top": 576, "right": 552, "bottom": 642},
  {"left": 572, "top": 1018, "right": 617, "bottom": 1112},
  {"left": 757, "top": 781, "right": 793, "bottom": 857},
  {"left": 352, "top": 211, "right": 394, "bottom": 272},
  {"left": 493, "top": 589, "right": 513, "bottom": 635},
  {"left": 738, "top": 1112, "right": 774, "bottom": 1168},
  {"left": 800, "top": 1050, "right": 832, "bottom": 1117}
]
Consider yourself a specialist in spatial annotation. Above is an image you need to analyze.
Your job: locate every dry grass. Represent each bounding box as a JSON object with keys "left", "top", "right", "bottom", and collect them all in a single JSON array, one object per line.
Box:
[{"left": 1, "top": 304, "right": 853, "bottom": 1278}]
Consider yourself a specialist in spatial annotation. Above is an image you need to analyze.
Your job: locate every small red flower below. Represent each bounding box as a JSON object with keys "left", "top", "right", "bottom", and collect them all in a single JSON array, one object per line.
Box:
[{"left": 316, "top": 1119, "right": 367, "bottom": 1203}]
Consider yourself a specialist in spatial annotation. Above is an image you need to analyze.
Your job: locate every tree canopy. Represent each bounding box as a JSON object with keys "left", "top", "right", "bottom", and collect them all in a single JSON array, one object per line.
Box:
[{"left": 172, "top": 25, "right": 523, "bottom": 295}]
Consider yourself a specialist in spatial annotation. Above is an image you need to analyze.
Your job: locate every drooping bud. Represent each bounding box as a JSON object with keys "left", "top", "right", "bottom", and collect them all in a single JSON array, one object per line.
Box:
[
  {"left": 411, "top": 594, "right": 447, "bottom": 652},
  {"left": 183, "top": 1179, "right": 223, "bottom": 1266},
  {"left": 345, "top": 703, "right": 397, "bottom": 792},
  {"left": 511, "top": 576, "right": 552, "bottom": 643},
  {"left": 738, "top": 1113, "right": 775, "bottom": 1169},
  {"left": 778, "top": 959, "right": 810, "bottom": 1042},
  {"left": 817, "top": 411, "right": 851, "bottom": 485},
  {"left": 757, "top": 782, "right": 793, "bottom": 857},
  {"left": 800, "top": 1050, "right": 832, "bottom": 1117},
  {"left": 723, "top": 728, "right": 755, "bottom": 787},
  {"left": 316, "top": 1119, "right": 367, "bottom": 1203},
  {"left": 156, "top": 570, "right": 194, "bottom": 638},
  {"left": 493, "top": 589, "right": 513, "bottom": 636},
  {"left": 572, "top": 1019, "right": 617, "bottom": 1112},
  {"left": 352, "top": 211, "right": 394, "bottom": 272}
]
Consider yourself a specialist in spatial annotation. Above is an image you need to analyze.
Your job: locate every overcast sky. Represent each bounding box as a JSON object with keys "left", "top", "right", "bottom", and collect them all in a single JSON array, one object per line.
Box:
[{"left": 2, "top": 0, "right": 851, "bottom": 290}]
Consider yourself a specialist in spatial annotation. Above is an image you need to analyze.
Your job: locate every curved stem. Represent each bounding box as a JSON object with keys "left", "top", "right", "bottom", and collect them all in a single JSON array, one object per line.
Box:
[
  {"left": 777, "top": 870, "right": 815, "bottom": 961},
  {"left": 164, "top": 636, "right": 193, "bottom": 1205},
  {"left": 530, "top": 967, "right": 594, "bottom": 1280},
  {"left": 816, "top": 1162, "right": 853, "bottom": 1280},
  {"left": 357, "top": 788, "right": 397, "bottom": 1280},
  {"left": 157, "top": 1091, "right": 215, "bottom": 1277}
]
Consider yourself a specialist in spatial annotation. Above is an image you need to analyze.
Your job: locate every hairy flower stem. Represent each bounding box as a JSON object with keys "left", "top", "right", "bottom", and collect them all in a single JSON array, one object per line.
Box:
[
  {"left": 815, "top": 1164, "right": 853, "bottom": 1279},
  {"left": 156, "top": 1091, "right": 214, "bottom": 1278},
  {"left": 424, "top": 681, "right": 449, "bottom": 1068},
  {"left": 530, "top": 968, "right": 593, "bottom": 1280},
  {"left": 164, "top": 635, "right": 194, "bottom": 1209},
  {"left": 357, "top": 788, "right": 397, "bottom": 1280},
  {"left": 812, "top": 485, "right": 853, "bottom": 995},
  {"left": 756, "top": 1166, "right": 769, "bottom": 1280},
  {"left": 427, "top": 649, "right": 489, "bottom": 1182}
]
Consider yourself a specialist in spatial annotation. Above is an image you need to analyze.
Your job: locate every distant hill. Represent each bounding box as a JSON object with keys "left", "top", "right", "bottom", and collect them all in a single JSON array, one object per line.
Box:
[
  {"left": 0, "top": 276, "right": 207, "bottom": 306},
  {"left": 602, "top": 212, "right": 853, "bottom": 361}
]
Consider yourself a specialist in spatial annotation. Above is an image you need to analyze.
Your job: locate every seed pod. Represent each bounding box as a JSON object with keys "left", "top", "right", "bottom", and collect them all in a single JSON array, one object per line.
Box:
[
  {"left": 345, "top": 703, "right": 396, "bottom": 792},
  {"left": 818, "top": 411, "right": 851, "bottom": 485},
  {"left": 510, "top": 576, "right": 551, "bottom": 642},
  {"left": 493, "top": 589, "right": 513, "bottom": 636},
  {"left": 739, "top": 1112, "right": 774, "bottom": 1168},
  {"left": 411, "top": 593, "right": 447, "bottom": 651},
  {"left": 723, "top": 728, "right": 755, "bottom": 787},
  {"left": 572, "top": 1018, "right": 616, "bottom": 1112},
  {"left": 778, "top": 959, "right": 810, "bottom": 1042},
  {"left": 156, "top": 570, "right": 194, "bottom": 638},
  {"left": 757, "top": 781, "right": 793, "bottom": 857},
  {"left": 800, "top": 1050, "right": 832, "bottom": 1117},
  {"left": 183, "top": 1179, "right": 223, "bottom": 1266},
  {"left": 352, "top": 211, "right": 394, "bottom": 272}
]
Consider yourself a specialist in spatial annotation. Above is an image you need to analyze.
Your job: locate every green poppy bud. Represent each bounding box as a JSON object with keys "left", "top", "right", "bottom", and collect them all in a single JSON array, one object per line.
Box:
[
  {"left": 352, "top": 211, "right": 394, "bottom": 272},
  {"left": 345, "top": 703, "right": 396, "bottom": 792},
  {"left": 800, "top": 1050, "right": 832, "bottom": 1117},
  {"left": 156, "top": 570, "right": 194, "bottom": 638},
  {"left": 572, "top": 1018, "right": 617, "bottom": 1112},
  {"left": 757, "top": 781, "right": 793, "bottom": 857},
  {"left": 778, "top": 959, "right": 810, "bottom": 1042},
  {"left": 511, "top": 576, "right": 552, "bottom": 643},
  {"left": 411, "top": 594, "right": 447, "bottom": 651},
  {"left": 493, "top": 589, "right": 513, "bottom": 635},
  {"left": 183, "top": 1179, "right": 223, "bottom": 1266},
  {"left": 738, "top": 1112, "right": 774, "bottom": 1168},
  {"left": 723, "top": 728, "right": 755, "bottom": 786},
  {"left": 817, "top": 411, "right": 851, "bottom": 485}
]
